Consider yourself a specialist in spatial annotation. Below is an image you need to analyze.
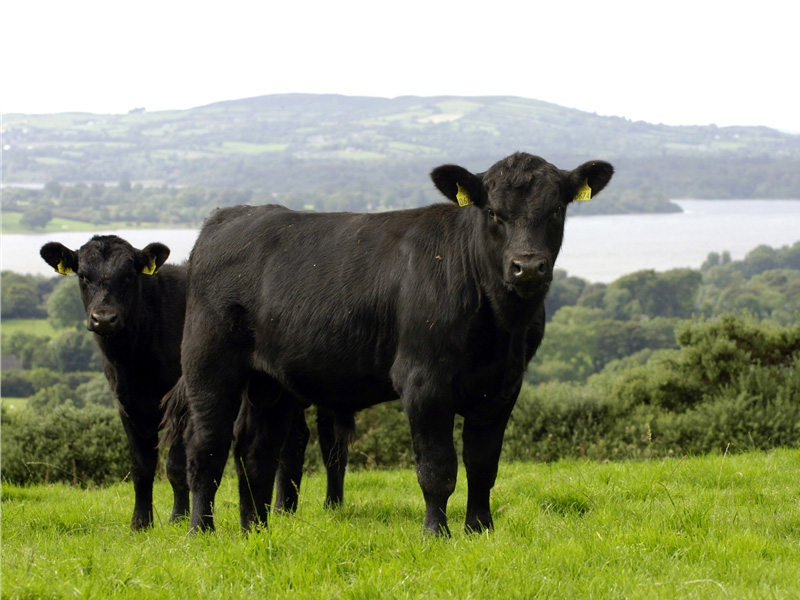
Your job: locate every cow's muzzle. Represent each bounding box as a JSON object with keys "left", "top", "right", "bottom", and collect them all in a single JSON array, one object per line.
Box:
[{"left": 507, "top": 255, "right": 551, "bottom": 298}]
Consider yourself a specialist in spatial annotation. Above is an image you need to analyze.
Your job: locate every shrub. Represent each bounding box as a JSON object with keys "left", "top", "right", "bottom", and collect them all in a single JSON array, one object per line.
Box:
[
  {"left": 1, "top": 403, "right": 129, "bottom": 486},
  {"left": 0, "top": 371, "right": 35, "bottom": 397}
]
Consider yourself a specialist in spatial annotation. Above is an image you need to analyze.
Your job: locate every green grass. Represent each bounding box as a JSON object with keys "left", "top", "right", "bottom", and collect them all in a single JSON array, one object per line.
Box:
[
  {"left": 3, "top": 449, "right": 799, "bottom": 599},
  {"left": 1, "top": 318, "right": 65, "bottom": 338},
  {"left": 1, "top": 397, "right": 29, "bottom": 412}
]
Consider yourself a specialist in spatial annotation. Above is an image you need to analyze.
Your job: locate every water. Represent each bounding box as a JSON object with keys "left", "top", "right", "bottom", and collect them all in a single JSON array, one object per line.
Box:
[{"left": 3, "top": 200, "right": 799, "bottom": 283}]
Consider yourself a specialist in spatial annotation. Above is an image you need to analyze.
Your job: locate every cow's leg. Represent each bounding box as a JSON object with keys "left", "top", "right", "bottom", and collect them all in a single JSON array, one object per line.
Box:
[
  {"left": 185, "top": 383, "right": 241, "bottom": 532},
  {"left": 462, "top": 404, "right": 514, "bottom": 533},
  {"left": 402, "top": 389, "right": 457, "bottom": 536},
  {"left": 234, "top": 390, "right": 295, "bottom": 531},
  {"left": 318, "top": 407, "right": 350, "bottom": 509},
  {"left": 274, "top": 405, "right": 310, "bottom": 513},
  {"left": 183, "top": 322, "right": 248, "bottom": 532},
  {"left": 165, "top": 439, "right": 190, "bottom": 521},
  {"left": 120, "top": 415, "right": 158, "bottom": 530}
]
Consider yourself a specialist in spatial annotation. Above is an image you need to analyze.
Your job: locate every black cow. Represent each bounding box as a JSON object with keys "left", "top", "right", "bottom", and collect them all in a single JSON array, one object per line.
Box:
[
  {"left": 180, "top": 152, "right": 613, "bottom": 535},
  {"left": 40, "top": 235, "right": 190, "bottom": 530},
  {"left": 40, "top": 235, "right": 351, "bottom": 528}
]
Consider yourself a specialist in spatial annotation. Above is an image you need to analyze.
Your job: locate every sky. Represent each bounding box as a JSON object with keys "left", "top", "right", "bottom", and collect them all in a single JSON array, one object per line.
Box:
[{"left": 1, "top": 0, "right": 797, "bottom": 132}]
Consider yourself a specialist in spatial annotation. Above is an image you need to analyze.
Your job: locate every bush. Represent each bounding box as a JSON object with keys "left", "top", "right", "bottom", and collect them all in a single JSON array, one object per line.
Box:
[
  {"left": 0, "top": 368, "right": 98, "bottom": 400},
  {"left": 1, "top": 403, "right": 129, "bottom": 486},
  {"left": 0, "top": 371, "right": 35, "bottom": 397}
]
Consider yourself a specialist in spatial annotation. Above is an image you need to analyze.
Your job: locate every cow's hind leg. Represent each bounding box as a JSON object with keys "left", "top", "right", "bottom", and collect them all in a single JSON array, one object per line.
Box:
[
  {"left": 166, "top": 439, "right": 190, "bottom": 521},
  {"left": 318, "top": 407, "right": 353, "bottom": 509},
  {"left": 183, "top": 329, "right": 248, "bottom": 532},
  {"left": 274, "top": 405, "right": 310, "bottom": 513},
  {"left": 234, "top": 381, "right": 295, "bottom": 531},
  {"left": 185, "top": 387, "right": 240, "bottom": 532},
  {"left": 462, "top": 404, "right": 514, "bottom": 533},
  {"left": 120, "top": 415, "right": 158, "bottom": 530}
]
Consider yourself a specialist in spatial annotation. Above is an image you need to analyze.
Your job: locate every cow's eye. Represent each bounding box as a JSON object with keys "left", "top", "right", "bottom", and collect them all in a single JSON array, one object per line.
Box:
[
  {"left": 553, "top": 206, "right": 564, "bottom": 219},
  {"left": 487, "top": 208, "right": 496, "bottom": 220}
]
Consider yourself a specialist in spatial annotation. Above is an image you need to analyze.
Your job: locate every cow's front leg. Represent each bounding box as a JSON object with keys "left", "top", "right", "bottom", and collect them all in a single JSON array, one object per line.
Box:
[
  {"left": 462, "top": 403, "right": 514, "bottom": 533},
  {"left": 120, "top": 415, "right": 158, "bottom": 530},
  {"left": 404, "top": 393, "right": 457, "bottom": 536}
]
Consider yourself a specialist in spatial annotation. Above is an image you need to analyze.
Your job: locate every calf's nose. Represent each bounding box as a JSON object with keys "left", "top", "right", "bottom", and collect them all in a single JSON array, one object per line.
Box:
[{"left": 89, "top": 310, "right": 120, "bottom": 335}]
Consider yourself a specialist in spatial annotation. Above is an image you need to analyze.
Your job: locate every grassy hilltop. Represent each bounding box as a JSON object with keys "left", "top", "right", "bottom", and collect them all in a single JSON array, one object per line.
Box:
[{"left": 4, "top": 94, "right": 800, "bottom": 219}]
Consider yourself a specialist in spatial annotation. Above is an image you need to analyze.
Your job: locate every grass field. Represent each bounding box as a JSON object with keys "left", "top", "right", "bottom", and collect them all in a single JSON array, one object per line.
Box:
[
  {"left": 1, "top": 397, "right": 29, "bottom": 412},
  {"left": 1, "top": 211, "right": 176, "bottom": 235},
  {"left": 1, "top": 318, "right": 66, "bottom": 338},
  {"left": 2, "top": 449, "right": 799, "bottom": 599}
]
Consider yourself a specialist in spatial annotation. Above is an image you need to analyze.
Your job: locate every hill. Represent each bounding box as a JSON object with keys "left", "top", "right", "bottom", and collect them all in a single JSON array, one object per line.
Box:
[{"left": 3, "top": 94, "right": 800, "bottom": 215}]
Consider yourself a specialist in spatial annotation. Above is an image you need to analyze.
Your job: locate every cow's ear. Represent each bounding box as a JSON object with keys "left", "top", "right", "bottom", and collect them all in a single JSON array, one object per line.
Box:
[
  {"left": 430, "top": 164, "right": 486, "bottom": 208},
  {"left": 567, "top": 161, "right": 614, "bottom": 203},
  {"left": 137, "top": 242, "right": 170, "bottom": 275},
  {"left": 40, "top": 242, "right": 78, "bottom": 276}
]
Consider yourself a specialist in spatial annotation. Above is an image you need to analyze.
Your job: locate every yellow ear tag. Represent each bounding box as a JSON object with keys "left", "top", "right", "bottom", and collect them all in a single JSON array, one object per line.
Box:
[
  {"left": 456, "top": 182, "right": 473, "bottom": 207},
  {"left": 141, "top": 258, "right": 158, "bottom": 275},
  {"left": 56, "top": 260, "right": 74, "bottom": 275},
  {"left": 574, "top": 180, "right": 592, "bottom": 202}
]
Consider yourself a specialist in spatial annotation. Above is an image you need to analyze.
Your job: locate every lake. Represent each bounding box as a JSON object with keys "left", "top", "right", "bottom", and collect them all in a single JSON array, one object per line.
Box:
[{"left": 3, "top": 200, "right": 799, "bottom": 283}]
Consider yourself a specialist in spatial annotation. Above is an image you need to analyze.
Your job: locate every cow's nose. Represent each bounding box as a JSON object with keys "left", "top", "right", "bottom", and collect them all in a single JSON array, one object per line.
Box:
[
  {"left": 511, "top": 256, "right": 549, "bottom": 282},
  {"left": 89, "top": 311, "right": 120, "bottom": 335}
]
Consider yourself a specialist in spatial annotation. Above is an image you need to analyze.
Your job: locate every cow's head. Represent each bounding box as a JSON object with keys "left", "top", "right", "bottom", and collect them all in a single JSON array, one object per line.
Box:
[
  {"left": 431, "top": 152, "right": 613, "bottom": 299},
  {"left": 40, "top": 235, "right": 170, "bottom": 336}
]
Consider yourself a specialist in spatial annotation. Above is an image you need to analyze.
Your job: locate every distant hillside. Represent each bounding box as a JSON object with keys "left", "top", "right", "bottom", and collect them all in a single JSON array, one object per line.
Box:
[{"left": 3, "top": 94, "right": 800, "bottom": 215}]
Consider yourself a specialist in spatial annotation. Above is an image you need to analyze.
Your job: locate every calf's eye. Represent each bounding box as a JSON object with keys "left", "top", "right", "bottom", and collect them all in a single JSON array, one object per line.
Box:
[{"left": 487, "top": 208, "right": 496, "bottom": 219}]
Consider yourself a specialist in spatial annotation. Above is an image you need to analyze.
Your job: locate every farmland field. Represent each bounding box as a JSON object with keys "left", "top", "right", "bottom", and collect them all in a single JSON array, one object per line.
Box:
[
  {"left": 1, "top": 318, "right": 66, "bottom": 338},
  {"left": 2, "top": 449, "right": 799, "bottom": 599}
]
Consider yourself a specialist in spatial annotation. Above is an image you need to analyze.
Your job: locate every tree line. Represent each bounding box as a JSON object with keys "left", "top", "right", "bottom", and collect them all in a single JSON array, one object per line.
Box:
[
  {"left": 2, "top": 241, "right": 799, "bottom": 485},
  {"left": 3, "top": 177, "right": 679, "bottom": 233}
]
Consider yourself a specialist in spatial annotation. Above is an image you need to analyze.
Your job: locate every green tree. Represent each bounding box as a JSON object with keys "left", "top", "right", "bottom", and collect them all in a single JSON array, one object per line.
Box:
[
  {"left": 20, "top": 205, "right": 53, "bottom": 229},
  {"left": 76, "top": 375, "right": 115, "bottom": 408},
  {"left": 44, "top": 180, "right": 62, "bottom": 197},
  {"left": 49, "top": 331, "right": 101, "bottom": 372},
  {"left": 2, "top": 334, "right": 54, "bottom": 369},
  {"left": 1, "top": 279, "right": 41, "bottom": 318},
  {"left": 1, "top": 272, "right": 49, "bottom": 318},
  {"left": 47, "top": 278, "right": 85, "bottom": 330}
]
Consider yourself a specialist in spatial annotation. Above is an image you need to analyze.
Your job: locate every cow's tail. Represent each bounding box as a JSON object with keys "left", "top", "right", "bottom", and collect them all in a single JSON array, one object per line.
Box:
[
  {"left": 334, "top": 410, "right": 357, "bottom": 448},
  {"left": 159, "top": 377, "right": 190, "bottom": 448}
]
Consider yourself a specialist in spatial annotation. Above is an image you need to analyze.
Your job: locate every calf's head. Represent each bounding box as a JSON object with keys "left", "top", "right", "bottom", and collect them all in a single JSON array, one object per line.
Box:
[
  {"left": 431, "top": 152, "right": 613, "bottom": 299},
  {"left": 40, "top": 235, "right": 170, "bottom": 336}
]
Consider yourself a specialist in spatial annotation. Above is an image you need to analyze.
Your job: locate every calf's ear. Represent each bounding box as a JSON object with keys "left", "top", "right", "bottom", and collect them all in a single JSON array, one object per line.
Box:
[
  {"left": 40, "top": 242, "right": 78, "bottom": 276},
  {"left": 137, "top": 242, "right": 171, "bottom": 275},
  {"left": 430, "top": 164, "right": 486, "bottom": 208},
  {"left": 567, "top": 161, "right": 614, "bottom": 203}
]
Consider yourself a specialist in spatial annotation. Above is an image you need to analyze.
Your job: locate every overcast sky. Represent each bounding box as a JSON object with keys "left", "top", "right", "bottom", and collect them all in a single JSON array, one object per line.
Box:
[{"left": 1, "top": 0, "right": 797, "bottom": 132}]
